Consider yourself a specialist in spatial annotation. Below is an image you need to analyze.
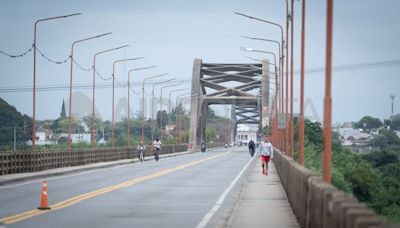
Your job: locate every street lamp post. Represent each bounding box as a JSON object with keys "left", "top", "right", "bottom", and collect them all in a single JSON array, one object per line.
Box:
[
  {"left": 290, "top": 0, "right": 295, "bottom": 158},
  {"left": 127, "top": 66, "right": 156, "bottom": 147},
  {"left": 323, "top": 0, "right": 334, "bottom": 183},
  {"left": 235, "top": 12, "right": 286, "bottom": 152},
  {"left": 67, "top": 32, "right": 111, "bottom": 149},
  {"left": 299, "top": 0, "right": 306, "bottom": 165},
  {"left": 112, "top": 57, "right": 144, "bottom": 147},
  {"left": 141, "top": 73, "right": 168, "bottom": 143},
  {"left": 168, "top": 89, "right": 188, "bottom": 144},
  {"left": 175, "top": 93, "right": 190, "bottom": 144},
  {"left": 285, "top": 0, "right": 290, "bottom": 156},
  {"left": 32, "top": 12, "right": 81, "bottom": 152},
  {"left": 91, "top": 45, "right": 129, "bottom": 147},
  {"left": 160, "top": 84, "right": 179, "bottom": 142},
  {"left": 151, "top": 78, "right": 175, "bottom": 141}
]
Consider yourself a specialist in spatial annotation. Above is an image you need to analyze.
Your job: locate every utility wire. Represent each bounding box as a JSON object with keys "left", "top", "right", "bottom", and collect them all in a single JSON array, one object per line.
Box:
[
  {"left": 35, "top": 46, "right": 70, "bottom": 64},
  {"left": 72, "top": 59, "right": 93, "bottom": 72},
  {"left": 0, "top": 45, "right": 33, "bottom": 58}
]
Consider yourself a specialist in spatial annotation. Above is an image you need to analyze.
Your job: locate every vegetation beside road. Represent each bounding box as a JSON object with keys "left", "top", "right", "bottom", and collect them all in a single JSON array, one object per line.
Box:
[{"left": 292, "top": 116, "right": 400, "bottom": 222}]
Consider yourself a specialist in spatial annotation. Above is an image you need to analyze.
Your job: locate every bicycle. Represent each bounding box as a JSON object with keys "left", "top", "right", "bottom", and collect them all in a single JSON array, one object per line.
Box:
[
  {"left": 153, "top": 147, "right": 160, "bottom": 162},
  {"left": 138, "top": 149, "right": 145, "bottom": 163}
]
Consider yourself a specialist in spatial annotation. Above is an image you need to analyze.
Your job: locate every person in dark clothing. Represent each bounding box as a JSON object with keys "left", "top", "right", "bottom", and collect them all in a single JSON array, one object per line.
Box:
[{"left": 248, "top": 140, "right": 255, "bottom": 157}]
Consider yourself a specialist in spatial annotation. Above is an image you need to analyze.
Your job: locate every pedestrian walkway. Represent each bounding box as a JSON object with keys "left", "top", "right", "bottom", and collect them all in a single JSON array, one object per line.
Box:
[{"left": 227, "top": 159, "right": 299, "bottom": 227}]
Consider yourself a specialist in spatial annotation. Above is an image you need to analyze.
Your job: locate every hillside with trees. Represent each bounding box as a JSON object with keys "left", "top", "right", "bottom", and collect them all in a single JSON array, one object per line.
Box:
[
  {"left": 0, "top": 98, "right": 32, "bottom": 150},
  {"left": 293, "top": 117, "right": 400, "bottom": 222}
]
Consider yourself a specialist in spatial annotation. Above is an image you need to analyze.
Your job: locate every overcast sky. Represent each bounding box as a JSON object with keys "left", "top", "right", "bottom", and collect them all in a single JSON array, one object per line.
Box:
[{"left": 1, "top": 0, "right": 399, "bottom": 123}]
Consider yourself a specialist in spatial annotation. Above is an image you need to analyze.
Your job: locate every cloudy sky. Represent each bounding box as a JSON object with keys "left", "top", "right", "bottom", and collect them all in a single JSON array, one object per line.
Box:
[{"left": 0, "top": 0, "right": 399, "bottom": 123}]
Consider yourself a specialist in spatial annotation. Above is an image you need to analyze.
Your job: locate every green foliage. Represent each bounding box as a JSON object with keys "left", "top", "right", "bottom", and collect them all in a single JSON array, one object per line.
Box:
[
  {"left": 389, "top": 114, "right": 400, "bottom": 130},
  {"left": 293, "top": 117, "right": 400, "bottom": 223},
  {"left": 354, "top": 116, "right": 383, "bottom": 129},
  {"left": 206, "top": 128, "right": 217, "bottom": 142},
  {"left": 0, "top": 98, "right": 32, "bottom": 147}
]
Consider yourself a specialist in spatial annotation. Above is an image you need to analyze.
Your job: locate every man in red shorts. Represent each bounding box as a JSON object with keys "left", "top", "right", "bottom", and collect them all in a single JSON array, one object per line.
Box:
[{"left": 257, "top": 135, "right": 274, "bottom": 175}]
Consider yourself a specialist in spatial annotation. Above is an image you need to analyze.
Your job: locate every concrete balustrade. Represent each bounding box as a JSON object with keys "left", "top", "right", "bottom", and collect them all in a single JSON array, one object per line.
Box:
[{"left": 273, "top": 150, "right": 387, "bottom": 228}]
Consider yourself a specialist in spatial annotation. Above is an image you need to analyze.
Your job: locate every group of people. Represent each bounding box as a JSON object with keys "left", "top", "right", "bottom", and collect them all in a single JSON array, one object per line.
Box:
[
  {"left": 137, "top": 134, "right": 274, "bottom": 176},
  {"left": 136, "top": 139, "right": 162, "bottom": 162},
  {"left": 248, "top": 135, "right": 274, "bottom": 175}
]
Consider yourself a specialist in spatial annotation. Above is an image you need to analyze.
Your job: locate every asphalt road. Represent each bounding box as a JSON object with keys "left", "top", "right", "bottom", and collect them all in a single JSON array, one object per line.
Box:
[{"left": 0, "top": 147, "right": 253, "bottom": 228}]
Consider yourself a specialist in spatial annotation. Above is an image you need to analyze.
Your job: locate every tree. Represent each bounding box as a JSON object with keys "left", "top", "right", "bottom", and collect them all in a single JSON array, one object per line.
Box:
[
  {"left": 156, "top": 110, "right": 168, "bottom": 128},
  {"left": 354, "top": 116, "right": 383, "bottom": 130},
  {"left": 60, "top": 99, "right": 66, "bottom": 119},
  {"left": 0, "top": 98, "right": 32, "bottom": 147},
  {"left": 206, "top": 128, "right": 217, "bottom": 142},
  {"left": 389, "top": 114, "right": 400, "bottom": 130}
]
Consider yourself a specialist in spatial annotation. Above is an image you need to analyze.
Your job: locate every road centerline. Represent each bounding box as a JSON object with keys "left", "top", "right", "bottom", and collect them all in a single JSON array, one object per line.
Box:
[{"left": 0, "top": 151, "right": 230, "bottom": 225}]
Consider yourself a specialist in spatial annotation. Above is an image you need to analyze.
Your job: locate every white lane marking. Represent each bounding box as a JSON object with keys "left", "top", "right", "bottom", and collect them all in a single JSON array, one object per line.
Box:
[{"left": 196, "top": 151, "right": 253, "bottom": 228}]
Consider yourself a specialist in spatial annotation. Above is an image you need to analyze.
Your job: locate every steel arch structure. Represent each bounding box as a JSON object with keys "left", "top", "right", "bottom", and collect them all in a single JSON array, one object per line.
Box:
[{"left": 189, "top": 59, "right": 271, "bottom": 151}]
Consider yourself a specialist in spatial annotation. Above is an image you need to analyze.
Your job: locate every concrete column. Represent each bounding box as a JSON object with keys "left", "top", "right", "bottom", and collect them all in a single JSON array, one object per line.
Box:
[
  {"left": 189, "top": 59, "right": 203, "bottom": 151},
  {"left": 199, "top": 101, "right": 208, "bottom": 144},
  {"left": 261, "top": 60, "right": 270, "bottom": 130},
  {"left": 230, "top": 105, "right": 237, "bottom": 144}
]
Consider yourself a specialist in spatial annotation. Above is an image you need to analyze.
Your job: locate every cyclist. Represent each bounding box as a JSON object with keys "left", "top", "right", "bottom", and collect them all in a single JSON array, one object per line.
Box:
[
  {"left": 152, "top": 138, "right": 161, "bottom": 162},
  {"left": 137, "top": 141, "right": 146, "bottom": 163}
]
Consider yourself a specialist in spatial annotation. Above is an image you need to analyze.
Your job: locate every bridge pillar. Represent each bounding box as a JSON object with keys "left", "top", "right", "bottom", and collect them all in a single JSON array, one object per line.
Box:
[
  {"left": 231, "top": 105, "right": 237, "bottom": 144},
  {"left": 261, "top": 60, "right": 270, "bottom": 132},
  {"left": 189, "top": 59, "right": 203, "bottom": 151}
]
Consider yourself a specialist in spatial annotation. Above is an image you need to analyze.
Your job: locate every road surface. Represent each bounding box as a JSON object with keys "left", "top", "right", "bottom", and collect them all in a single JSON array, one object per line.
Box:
[{"left": 0, "top": 147, "right": 253, "bottom": 228}]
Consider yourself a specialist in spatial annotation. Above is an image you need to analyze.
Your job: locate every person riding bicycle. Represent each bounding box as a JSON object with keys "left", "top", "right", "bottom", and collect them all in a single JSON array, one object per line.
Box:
[
  {"left": 137, "top": 141, "right": 146, "bottom": 162},
  {"left": 152, "top": 138, "right": 161, "bottom": 162},
  {"left": 248, "top": 140, "right": 255, "bottom": 157}
]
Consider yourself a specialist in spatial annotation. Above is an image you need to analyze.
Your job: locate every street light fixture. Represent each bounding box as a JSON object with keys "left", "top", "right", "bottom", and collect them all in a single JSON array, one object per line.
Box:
[
  {"left": 91, "top": 45, "right": 129, "bottom": 147},
  {"left": 67, "top": 32, "right": 112, "bottom": 149},
  {"left": 127, "top": 66, "right": 157, "bottom": 147},
  {"left": 112, "top": 57, "right": 145, "bottom": 147},
  {"left": 141, "top": 73, "right": 169, "bottom": 143},
  {"left": 32, "top": 12, "right": 81, "bottom": 152}
]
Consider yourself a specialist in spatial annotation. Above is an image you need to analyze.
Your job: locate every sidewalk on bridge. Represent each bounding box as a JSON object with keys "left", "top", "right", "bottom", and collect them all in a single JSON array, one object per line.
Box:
[
  {"left": 208, "top": 158, "right": 300, "bottom": 228},
  {"left": 0, "top": 150, "right": 197, "bottom": 186}
]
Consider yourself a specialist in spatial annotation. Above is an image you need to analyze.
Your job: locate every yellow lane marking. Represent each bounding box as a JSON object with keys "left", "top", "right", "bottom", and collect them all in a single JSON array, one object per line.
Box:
[{"left": 0, "top": 151, "right": 230, "bottom": 225}]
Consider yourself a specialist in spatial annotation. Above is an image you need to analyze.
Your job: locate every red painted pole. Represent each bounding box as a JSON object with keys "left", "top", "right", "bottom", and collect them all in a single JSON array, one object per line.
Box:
[
  {"left": 323, "top": 0, "right": 334, "bottom": 183},
  {"left": 299, "top": 0, "right": 306, "bottom": 165},
  {"left": 290, "top": 0, "right": 295, "bottom": 158},
  {"left": 91, "top": 45, "right": 128, "bottom": 147},
  {"left": 32, "top": 13, "right": 81, "bottom": 152},
  {"left": 285, "top": 0, "right": 290, "bottom": 155}
]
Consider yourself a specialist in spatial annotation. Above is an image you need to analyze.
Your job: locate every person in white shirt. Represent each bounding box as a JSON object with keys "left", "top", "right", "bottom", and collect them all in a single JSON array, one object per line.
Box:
[
  {"left": 152, "top": 139, "right": 161, "bottom": 161},
  {"left": 257, "top": 135, "right": 274, "bottom": 175}
]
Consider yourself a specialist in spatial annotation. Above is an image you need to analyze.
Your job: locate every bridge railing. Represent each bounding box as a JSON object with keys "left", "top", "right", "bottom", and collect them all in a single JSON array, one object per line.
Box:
[
  {"left": 0, "top": 143, "right": 225, "bottom": 175},
  {"left": 273, "top": 150, "right": 387, "bottom": 228}
]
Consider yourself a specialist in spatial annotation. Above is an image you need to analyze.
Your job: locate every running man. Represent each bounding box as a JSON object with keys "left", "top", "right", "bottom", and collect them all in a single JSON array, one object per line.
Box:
[{"left": 257, "top": 135, "right": 274, "bottom": 175}]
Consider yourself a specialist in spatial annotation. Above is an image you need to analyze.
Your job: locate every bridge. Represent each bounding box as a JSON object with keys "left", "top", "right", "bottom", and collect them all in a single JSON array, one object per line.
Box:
[{"left": 0, "top": 59, "right": 389, "bottom": 228}]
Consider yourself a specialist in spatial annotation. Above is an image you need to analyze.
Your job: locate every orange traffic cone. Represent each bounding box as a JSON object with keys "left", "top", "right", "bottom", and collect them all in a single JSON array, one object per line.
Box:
[{"left": 38, "top": 180, "right": 51, "bottom": 210}]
